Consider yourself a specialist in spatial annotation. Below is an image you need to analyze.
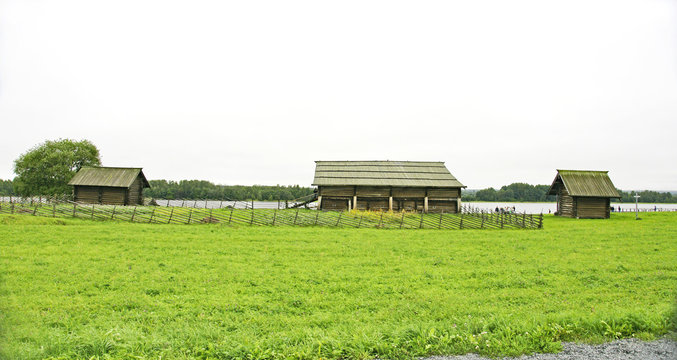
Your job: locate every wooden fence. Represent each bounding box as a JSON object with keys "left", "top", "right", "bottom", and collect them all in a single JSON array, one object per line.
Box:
[{"left": 0, "top": 199, "right": 543, "bottom": 230}]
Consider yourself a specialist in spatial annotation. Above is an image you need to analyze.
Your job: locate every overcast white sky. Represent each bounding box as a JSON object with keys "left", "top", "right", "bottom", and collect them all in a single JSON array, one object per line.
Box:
[{"left": 1, "top": 0, "right": 676, "bottom": 190}]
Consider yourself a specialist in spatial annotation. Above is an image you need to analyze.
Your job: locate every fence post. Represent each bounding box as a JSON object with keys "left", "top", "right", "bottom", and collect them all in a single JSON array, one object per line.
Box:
[
  {"left": 72, "top": 203, "right": 76, "bottom": 217},
  {"left": 251, "top": 199, "right": 254, "bottom": 209},
  {"left": 358, "top": 214, "right": 363, "bottom": 228},
  {"left": 111, "top": 206, "right": 116, "bottom": 220},
  {"left": 250, "top": 209, "right": 254, "bottom": 225},
  {"left": 187, "top": 208, "right": 192, "bottom": 224},
  {"left": 501, "top": 213, "right": 504, "bottom": 229},
  {"left": 91, "top": 205, "right": 95, "bottom": 219},
  {"left": 168, "top": 208, "right": 174, "bottom": 224},
  {"left": 538, "top": 213, "right": 543, "bottom": 229},
  {"left": 522, "top": 213, "right": 526, "bottom": 228},
  {"left": 53, "top": 203, "right": 56, "bottom": 218},
  {"left": 438, "top": 212, "right": 443, "bottom": 229},
  {"left": 481, "top": 213, "right": 485, "bottom": 229},
  {"left": 400, "top": 212, "right": 405, "bottom": 229},
  {"left": 315, "top": 211, "right": 319, "bottom": 225},
  {"left": 149, "top": 208, "right": 155, "bottom": 223},
  {"left": 419, "top": 212, "right": 424, "bottom": 229},
  {"left": 272, "top": 209, "right": 277, "bottom": 226},
  {"left": 460, "top": 213, "right": 464, "bottom": 229},
  {"left": 131, "top": 206, "right": 137, "bottom": 222},
  {"left": 209, "top": 208, "right": 213, "bottom": 222},
  {"left": 336, "top": 211, "right": 343, "bottom": 227},
  {"left": 33, "top": 205, "right": 38, "bottom": 216},
  {"left": 11, "top": 203, "right": 15, "bottom": 214},
  {"left": 294, "top": 209, "right": 299, "bottom": 225}
]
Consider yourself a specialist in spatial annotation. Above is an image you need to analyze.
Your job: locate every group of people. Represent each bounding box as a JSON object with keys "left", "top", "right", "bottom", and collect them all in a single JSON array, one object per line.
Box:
[{"left": 495, "top": 206, "right": 516, "bottom": 214}]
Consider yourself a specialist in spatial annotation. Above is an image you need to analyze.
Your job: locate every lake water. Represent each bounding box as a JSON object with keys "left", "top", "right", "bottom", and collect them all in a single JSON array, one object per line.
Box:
[
  {"left": 3, "top": 197, "right": 675, "bottom": 214},
  {"left": 463, "top": 202, "right": 677, "bottom": 214}
]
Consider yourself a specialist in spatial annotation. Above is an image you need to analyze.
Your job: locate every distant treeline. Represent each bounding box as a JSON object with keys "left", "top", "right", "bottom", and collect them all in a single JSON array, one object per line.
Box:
[
  {"left": 0, "top": 178, "right": 675, "bottom": 203},
  {"left": 463, "top": 182, "right": 676, "bottom": 203},
  {"left": 463, "top": 183, "right": 556, "bottom": 202},
  {"left": 145, "top": 180, "right": 315, "bottom": 201},
  {"left": 0, "top": 179, "right": 14, "bottom": 196}
]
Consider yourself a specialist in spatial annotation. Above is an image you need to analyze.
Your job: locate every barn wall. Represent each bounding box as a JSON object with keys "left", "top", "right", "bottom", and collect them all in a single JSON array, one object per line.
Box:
[
  {"left": 75, "top": 186, "right": 100, "bottom": 204},
  {"left": 355, "top": 186, "right": 391, "bottom": 197},
  {"left": 101, "top": 188, "right": 126, "bottom": 205},
  {"left": 318, "top": 185, "right": 461, "bottom": 213},
  {"left": 428, "top": 200, "right": 458, "bottom": 213},
  {"left": 127, "top": 176, "right": 145, "bottom": 205},
  {"left": 576, "top": 197, "right": 610, "bottom": 219},
  {"left": 319, "top": 186, "right": 354, "bottom": 197},
  {"left": 558, "top": 188, "right": 575, "bottom": 217},
  {"left": 427, "top": 188, "right": 460, "bottom": 199}
]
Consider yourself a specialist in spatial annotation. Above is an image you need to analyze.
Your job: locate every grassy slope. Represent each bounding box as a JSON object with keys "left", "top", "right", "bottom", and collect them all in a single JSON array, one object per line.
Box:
[{"left": 0, "top": 213, "right": 675, "bottom": 359}]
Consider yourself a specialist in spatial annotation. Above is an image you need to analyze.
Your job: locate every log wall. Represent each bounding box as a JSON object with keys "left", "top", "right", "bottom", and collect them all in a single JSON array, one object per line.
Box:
[
  {"left": 318, "top": 186, "right": 461, "bottom": 213},
  {"left": 576, "top": 197, "right": 610, "bottom": 219}
]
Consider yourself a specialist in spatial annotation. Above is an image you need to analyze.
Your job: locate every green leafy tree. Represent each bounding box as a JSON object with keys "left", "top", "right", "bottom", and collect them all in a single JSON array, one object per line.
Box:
[{"left": 13, "top": 139, "right": 101, "bottom": 196}]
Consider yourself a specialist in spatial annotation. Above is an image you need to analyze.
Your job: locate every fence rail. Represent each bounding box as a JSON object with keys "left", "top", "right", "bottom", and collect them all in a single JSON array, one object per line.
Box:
[{"left": 0, "top": 199, "right": 542, "bottom": 230}]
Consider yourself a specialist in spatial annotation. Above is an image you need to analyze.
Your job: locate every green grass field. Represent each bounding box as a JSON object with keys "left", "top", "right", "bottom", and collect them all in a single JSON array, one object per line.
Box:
[{"left": 1, "top": 213, "right": 676, "bottom": 359}]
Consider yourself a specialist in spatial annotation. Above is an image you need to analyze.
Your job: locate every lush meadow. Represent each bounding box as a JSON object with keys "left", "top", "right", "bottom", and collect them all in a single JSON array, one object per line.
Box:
[{"left": 0, "top": 213, "right": 676, "bottom": 359}]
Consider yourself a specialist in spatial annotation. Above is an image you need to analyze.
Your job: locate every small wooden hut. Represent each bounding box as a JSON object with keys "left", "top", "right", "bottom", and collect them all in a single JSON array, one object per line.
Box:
[
  {"left": 312, "top": 161, "right": 465, "bottom": 213},
  {"left": 547, "top": 170, "right": 620, "bottom": 219},
  {"left": 68, "top": 167, "right": 150, "bottom": 205}
]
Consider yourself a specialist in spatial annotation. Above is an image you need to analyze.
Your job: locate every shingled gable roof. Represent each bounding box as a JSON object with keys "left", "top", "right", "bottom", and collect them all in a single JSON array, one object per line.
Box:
[
  {"left": 68, "top": 167, "right": 150, "bottom": 188},
  {"left": 547, "top": 170, "right": 620, "bottom": 198},
  {"left": 312, "top": 161, "right": 465, "bottom": 188}
]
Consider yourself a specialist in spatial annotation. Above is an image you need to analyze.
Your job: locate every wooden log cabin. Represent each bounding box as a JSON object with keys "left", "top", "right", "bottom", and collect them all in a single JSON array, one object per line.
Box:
[
  {"left": 68, "top": 167, "right": 150, "bottom": 205},
  {"left": 312, "top": 161, "right": 465, "bottom": 213},
  {"left": 547, "top": 170, "right": 620, "bottom": 219}
]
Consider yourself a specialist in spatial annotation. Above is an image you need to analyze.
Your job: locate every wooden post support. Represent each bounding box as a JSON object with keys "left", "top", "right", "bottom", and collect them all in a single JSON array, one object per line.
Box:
[
  {"left": 317, "top": 195, "right": 322, "bottom": 210},
  {"left": 424, "top": 196, "right": 429, "bottom": 213},
  {"left": 389, "top": 196, "right": 393, "bottom": 211},
  {"left": 353, "top": 195, "right": 357, "bottom": 211}
]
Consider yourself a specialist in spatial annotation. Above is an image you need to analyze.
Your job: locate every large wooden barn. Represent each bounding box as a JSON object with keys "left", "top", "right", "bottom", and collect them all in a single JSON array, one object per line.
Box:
[
  {"left": 548, "top": 170, "right": 620, "bottom": 219},
  {"left": 68, "top": 167, "right": 150, "bottom": 205},
  {"left": 312, "top": 161, "right": 465, "bottom": 213}
]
